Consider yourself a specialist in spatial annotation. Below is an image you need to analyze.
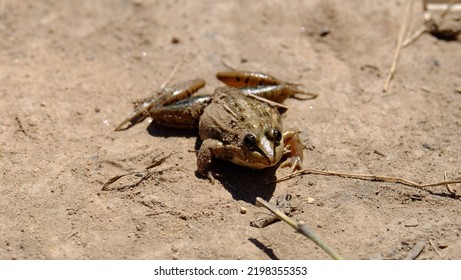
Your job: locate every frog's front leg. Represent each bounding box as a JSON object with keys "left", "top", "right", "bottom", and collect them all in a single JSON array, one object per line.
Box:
[
  {"left": 196, "top": 139, "right": 224, "bottom": 183},
  {"left": 196, "top": 139, "right": 245, "bottom": 182},
  {"left": 115, "top": 78, "right": 206, "bottom": 131},
  {"left": 280, "top": 130, "right": 303, "bottom": 172}
]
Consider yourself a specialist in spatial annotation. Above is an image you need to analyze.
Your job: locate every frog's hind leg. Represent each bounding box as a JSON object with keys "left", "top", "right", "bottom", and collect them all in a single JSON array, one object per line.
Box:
[
  {"left": 216, "top": 71, "right": 318, "bottom": 103},
  {"left": 149, "top": 95, "right": 212, "bottom": 130},
  {"left": 216, "top": 71, "right": 281, "bottom": 88},
  {"left": 239, "top": 85, "right": 296, "bottom": 104},
  {"left": 115, "top": 78, "right": 206, "bottom": 131}
]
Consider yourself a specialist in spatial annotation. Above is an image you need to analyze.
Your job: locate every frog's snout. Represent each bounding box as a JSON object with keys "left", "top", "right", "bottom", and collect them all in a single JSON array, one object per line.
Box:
[{"left": 256, "top": 136, "right": 283, "bottom": 166}]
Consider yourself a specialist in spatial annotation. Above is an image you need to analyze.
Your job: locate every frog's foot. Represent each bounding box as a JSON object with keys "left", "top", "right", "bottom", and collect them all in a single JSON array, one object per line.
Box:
[
  {"left": 194, "top": 169, "right": 216, "bottom": 184},
  {"left": 114, "top": 99, "right": 157, "bottom": 131},
  {"left": 200, "top": 170, "right": 232, "bottom": 185},
  {"left": 205, "top": 171, "right": 216, "bottom": 185},
  {"left": 285, "top": 84, "right": 319, "bottom": 100},
  {"left": 280, "top": 130, "right": 304, "bottom": 172},
  {"left": 279, "top": 155, "right": 302, "bottom": 172},
  {"left": 115, "top": 78, "right": 206, "bottom": 131}
]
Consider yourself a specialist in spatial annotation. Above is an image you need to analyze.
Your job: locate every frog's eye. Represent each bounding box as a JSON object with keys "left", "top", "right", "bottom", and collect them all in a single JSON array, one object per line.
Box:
[
  {"left": 243, "top": 133, "right": 257, "bottom": 148},
  {"left": 267, "top": 128, "right": 282, "bottom": 143},
  {"left": 273, "top": 129, "right": 282, "bottom": 142}
]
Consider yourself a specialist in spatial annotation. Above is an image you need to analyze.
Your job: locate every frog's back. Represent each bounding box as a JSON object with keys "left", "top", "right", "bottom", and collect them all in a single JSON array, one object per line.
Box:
[{"left": 198, "top": 87, "right": 282, "bottom": 144}]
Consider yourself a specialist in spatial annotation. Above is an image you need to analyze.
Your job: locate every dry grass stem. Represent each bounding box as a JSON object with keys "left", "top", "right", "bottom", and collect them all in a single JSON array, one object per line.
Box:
[
  {"left": 403, "top": 26, "right": 427, "bottom": 47},
  {"left": 274, "top": 167, "right": 461, "bottom": 191},
  {"left": 404, "top": 0, "right": 460, "bottom": 47},
  {"left": 383, "top": 0, "right": 414, "bottom": 92},
  {"left": 404, "top": 240, "right": 426, "bottom": 260},
  {"left": 102, "top": 153, "right": 174, "bottom": 191},
  {"left": 160, "top": 50, "right": 190, "bottom": 89},
  {"left": 256, "top": 197, "right": 344, "bottom": 260}
]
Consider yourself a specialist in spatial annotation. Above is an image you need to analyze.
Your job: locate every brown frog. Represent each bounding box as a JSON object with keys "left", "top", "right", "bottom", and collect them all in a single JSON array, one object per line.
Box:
[{"left": 115, "top": 71, "right": 314, "bottom": 181}]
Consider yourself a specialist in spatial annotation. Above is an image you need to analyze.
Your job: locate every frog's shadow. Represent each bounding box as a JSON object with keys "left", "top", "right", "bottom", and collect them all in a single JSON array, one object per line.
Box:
[
  {"left": 146, "top": 123, "right": 277, "bottom": 204},
  {"left": 146, "top": 123, "right": 197, "bottom": 138},
  {"left": 207, "top": 159, "right": 277, "bottom": 204}
]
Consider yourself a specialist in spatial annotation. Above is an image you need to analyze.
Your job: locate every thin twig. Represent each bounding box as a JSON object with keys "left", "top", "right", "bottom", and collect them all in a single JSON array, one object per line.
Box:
[
  {"left": 383, "top": 0, "right": 414, "bottom": 92},
  {"left": 160, "top": 49, "right": 190, "bottom": 89},
  {"left": 404, "top": 0, "right": 459, "bottom": 47},
  {"left": 64, "top": 231, "right": 78, "bottom": 240},
  {"left": 404, "top": 240, "right": 426, "bottom": 260},
  {"left": 256, "top": 197, "right": 344, "bottom": 260},
  {"left": 444, "top": 171, "right": 457, "bottom": 196},
  {"left": 402, "top": 26, "right": 427, "bottom": 47},
  {"left": 102, "top": 153, "right": 174, "bottom": 191},
  {"left": 220, "top": 58, "right": 237, "bottom": 71},
  {"left": 15, "top": 115, "right": 31, "bottom": 137},
  {"left": 273, "top": 167, "right": 461, "bottom": 190},
  {"left": 251, "top": 194, "right": 294, "bottom": 228},
  {"left": 429, "top": 240, "right": 443, "bottom": 258},
  {"left": 438, "top": 0, "right": 460, "bottom": 18},
  {"left": 429, "top": 240, "right": 450, "bottom": 259}
]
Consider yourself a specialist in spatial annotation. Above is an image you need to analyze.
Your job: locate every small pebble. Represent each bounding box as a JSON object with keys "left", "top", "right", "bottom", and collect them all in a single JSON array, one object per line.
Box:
[
  {"left": 171, "top": 245, "right": 178, "bottom": 253},
  {"left": 306, "top": 197, "right": 315, "bottom": 204},
  {"left": 319, "top": 25, "right": 330, "bottom": 37},
  {"left": 240, "top": 207, "right": 247, "bottom": 214},
  {"left": 438, "top": 243, "right": 448, "bottom": 249}
]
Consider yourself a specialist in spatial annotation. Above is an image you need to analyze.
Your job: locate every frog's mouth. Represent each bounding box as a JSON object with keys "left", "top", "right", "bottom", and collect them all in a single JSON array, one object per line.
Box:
[{"left": 255, "top": 137, "right": 279, "bottom": 166}]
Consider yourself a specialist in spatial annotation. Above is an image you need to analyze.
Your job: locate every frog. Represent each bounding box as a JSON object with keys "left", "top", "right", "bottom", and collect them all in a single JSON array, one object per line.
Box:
[{"left": 115, "top": 71, "right": 315, "bottom": 182}]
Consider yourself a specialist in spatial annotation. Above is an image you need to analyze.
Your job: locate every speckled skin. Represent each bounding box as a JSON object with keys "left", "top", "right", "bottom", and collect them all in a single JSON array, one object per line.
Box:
[
  {"left": 197, "top": 87, "right": 286, "bottom": 177},
  {"left": 115, "top": 72, "right": 305, "bottom": 180}
]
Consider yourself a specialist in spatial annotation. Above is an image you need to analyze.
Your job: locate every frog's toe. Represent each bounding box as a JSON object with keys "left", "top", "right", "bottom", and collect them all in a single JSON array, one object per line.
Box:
[
  {"left": 207, "top": 171, "right": 216, "bottom": 185},
  {"left": 290, "top": 156, "right": 302, "bottom": 172},
  {"left": 280, "top": 156, "right": 302, "bottom": 172}
]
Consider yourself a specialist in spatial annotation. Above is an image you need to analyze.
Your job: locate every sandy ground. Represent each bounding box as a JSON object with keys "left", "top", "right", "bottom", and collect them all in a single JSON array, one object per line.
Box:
[{"left": 1, "top": 0, "right": 461, "bottom": 260}]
